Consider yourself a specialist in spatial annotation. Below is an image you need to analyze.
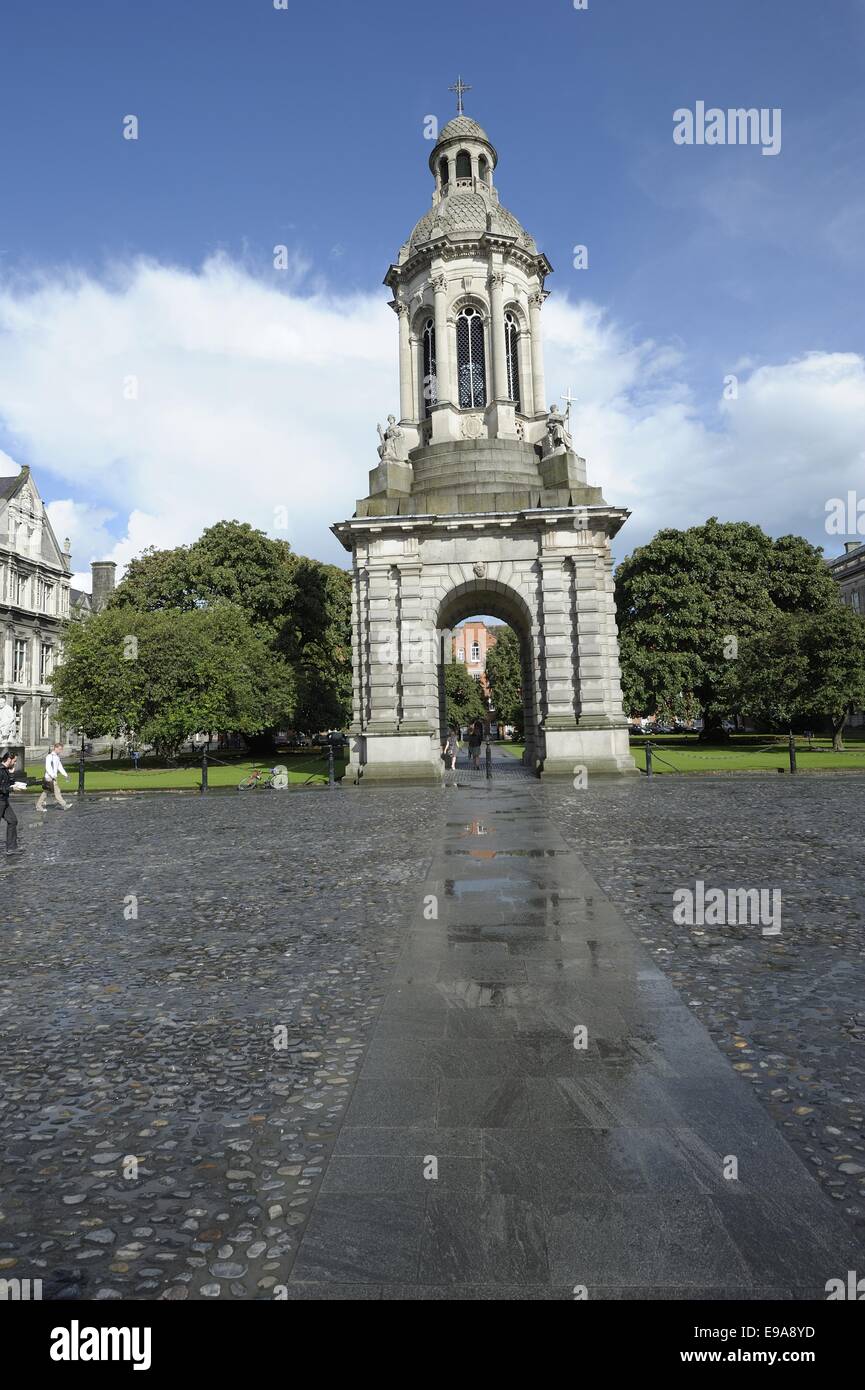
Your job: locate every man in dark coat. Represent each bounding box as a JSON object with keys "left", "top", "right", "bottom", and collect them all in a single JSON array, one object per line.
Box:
[{"left": 0, "top": 750, "right": 23, "bottom": 854}]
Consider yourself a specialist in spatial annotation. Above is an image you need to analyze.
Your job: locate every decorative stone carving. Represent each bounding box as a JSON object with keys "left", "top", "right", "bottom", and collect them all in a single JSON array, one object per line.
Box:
[
  {"left": 460, "top": 413, "right": 485, "bottom": 440},
  {"left": 377, "top": 415, "right": 408, "bottom": 463},
  {"left": 472, "top": 561, "right": 486, "bottom": 578},
  {"left": 0, "top": 697, "right": 18, "bottom": 744}
]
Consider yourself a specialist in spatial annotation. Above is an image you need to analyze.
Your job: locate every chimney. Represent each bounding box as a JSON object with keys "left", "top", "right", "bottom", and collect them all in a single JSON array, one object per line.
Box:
[
  {"left": 844, "top": 541, "right": 862, "bottom": 554},
  {"left": 91, "top": 560, "right": 117, "bottom": 611}
]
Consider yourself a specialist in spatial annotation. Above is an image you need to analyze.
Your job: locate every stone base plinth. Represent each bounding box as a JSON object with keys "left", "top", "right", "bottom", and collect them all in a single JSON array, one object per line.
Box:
[
  {"left": 344, "top": 733, "right": 442, "bottom": 785},
  {"left": 540, "top": 724, "right": 636, "bottom": 777},
  {"left": 368, "top": 460, "right": 413, "bottom": 496}
]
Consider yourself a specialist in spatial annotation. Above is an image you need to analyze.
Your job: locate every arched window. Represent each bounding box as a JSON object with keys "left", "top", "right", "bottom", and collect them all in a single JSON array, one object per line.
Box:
[
  {"left": 455, "top": 149, "right": 471, "bottom": 179},
  {"left": 422, "top": 318, "right": 437, "bottom": 418},
  {"left": 438, "top": 157, "right": 449, "bottom": 189},
  {"left": 456, "top": 306, "right": 486, "bottom": 408},
  {"left": 504, "top": 311, "right": 521, "bottom": 410},
  {"left": 478, "top": 155, "right": 488, "bottom": 184}
]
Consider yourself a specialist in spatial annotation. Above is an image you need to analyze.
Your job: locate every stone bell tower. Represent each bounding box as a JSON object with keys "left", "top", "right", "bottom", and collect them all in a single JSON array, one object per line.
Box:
[{"left": 333, "top": 82, "right": 636, "bottom": 782}]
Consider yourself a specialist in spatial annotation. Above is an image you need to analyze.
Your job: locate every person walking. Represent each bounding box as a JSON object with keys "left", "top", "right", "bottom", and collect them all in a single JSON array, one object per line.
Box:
[
  {"left": 468, "top": 720, "right": 484, "bottom": 770},
  {"left": 37, "top": 743, "right": 72, "bottom": 812},
  {"left": 442, "top": 724, "right": 459, "bottom": 771},
  {"left": 0, "top": 750, "right": 26, "bottom": 855}
]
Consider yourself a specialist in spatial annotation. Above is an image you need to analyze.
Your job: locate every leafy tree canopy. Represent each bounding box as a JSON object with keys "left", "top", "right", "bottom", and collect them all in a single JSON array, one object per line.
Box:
[
  {"left": 484, "top": 626, "right": 523, "bottom": 733},
  {"left": 443, "top": 661, "right": 487, "bottom": 730},
  {"left": 52, "top": 605, "right": 295, "bottom": 757},
  {"left": 106, "top": 520, "right": 352, "bottom": 739},
  {"left": 733, "top": 602, "right": 865, "bottom": 748},
  {"left": 615, "top": 518, "right": 838, "bottom": 731}
]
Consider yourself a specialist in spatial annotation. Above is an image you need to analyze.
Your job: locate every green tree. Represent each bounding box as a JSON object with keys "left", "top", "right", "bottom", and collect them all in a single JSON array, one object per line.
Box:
[
  {"left": 109, "top": 520, "right": 352, "bottom": 745},
  {"left": 277, "top": 558, "right": 352, "bottom": 734},
  {"left": 484, "top": 626, "right": 523, "bottom": 733},
  {"left": 110, "top": 521, "right": 298, "bottom": 637},
  {"left": 734, "top": 603, "right": 865, "bottom": 749},
  {"left": 443, "top": 662, "right": 486, "bottom": 730},
  {"left": 615, "top": 519, "right": 838, "bottom": 737},
  {"left": 52, "top": 605, "right": 294, "bottom": 757}
]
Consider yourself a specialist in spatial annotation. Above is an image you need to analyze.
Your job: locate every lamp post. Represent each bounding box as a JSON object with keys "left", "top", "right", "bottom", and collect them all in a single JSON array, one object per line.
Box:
[{"left": 77, "top": 731, "right": 85, "bottom": 795}]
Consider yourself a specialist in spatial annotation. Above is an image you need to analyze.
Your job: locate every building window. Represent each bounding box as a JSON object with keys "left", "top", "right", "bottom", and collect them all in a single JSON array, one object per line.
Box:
[
  {"left": 422, "top": 317, "right": 437, "bottom": 418},
  {"left": 13, "top": 639, "right": 26, "bottom": 683},
  {"left": 854, "top": 591, "right": 862, "bottom": 612},
  {"left": 455, "top": 149, "right": 471, "bottom": 179},
  {"left": 471, "top": 642, "right": 480, "bottom": 662},
  {"left": 438, "top": 157, "right": 449, "bottom": 189},
  {"left": 14, "top": 572, "right": 26, "bottom": 606},
  {"left": 40, "top": 643, "right": 53, "bottom": 682},
  {"left": 457, "top": 648, "right": 464, "bottom": 661},
  {"left": 457, "top": 306, "right": 486, "bottom": 408},
  {"left": 505, "top": 311, "right": 521, "bottom": 410},
  {"left": 478, "top": 154, "right": 488, "bottom": 184},
  {"left": 40, "top": 703, "right": 52, "bottom": 739}
]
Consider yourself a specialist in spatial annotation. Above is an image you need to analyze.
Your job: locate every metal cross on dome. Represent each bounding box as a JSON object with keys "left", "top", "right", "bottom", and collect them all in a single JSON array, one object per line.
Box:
[{"left": 449, "top": 75, "right": 472, "bottom": 116}]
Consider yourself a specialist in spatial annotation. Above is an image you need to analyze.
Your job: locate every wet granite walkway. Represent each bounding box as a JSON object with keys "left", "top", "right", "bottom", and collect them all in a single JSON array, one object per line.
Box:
[{"left": 287, "top": 781, "right": 864, "bottom": 1299}]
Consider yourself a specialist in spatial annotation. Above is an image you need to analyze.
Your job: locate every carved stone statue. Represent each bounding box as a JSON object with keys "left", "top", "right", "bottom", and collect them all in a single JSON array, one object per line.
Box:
[
  {"left": 376, "top": 414, "right": 408, "bottom": 464},
  {"left": 0, "top": 697, "right": 18, "bottom": 745},
  {"left": 543, "top": 402, "right": 572, "bottom": 455}
]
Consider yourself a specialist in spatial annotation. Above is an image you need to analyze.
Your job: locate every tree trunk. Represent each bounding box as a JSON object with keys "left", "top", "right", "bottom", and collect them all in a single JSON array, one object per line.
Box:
[
  {"left": 699, "top": 712, "right": 729, "bottom": 742},
  {"left": 832, "top": 711, "right": 847, "bottom": 752}
]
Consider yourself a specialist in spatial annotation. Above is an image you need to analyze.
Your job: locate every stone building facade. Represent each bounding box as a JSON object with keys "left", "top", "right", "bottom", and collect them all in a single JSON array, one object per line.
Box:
[
  {"left": 0, "top": 464, "right": 117, "bottom": 754},
  {"left": 333, "top": 95, "right": 635, "bottom": 781},
  {"left": 828, "top": 540, "right": 865, "bottom": 726},
  {"left": 452, "top": 619, "right": 498, "bottom": 697},
  {"left": 0, "top": 466, "right": 72, "bottom": 753}
]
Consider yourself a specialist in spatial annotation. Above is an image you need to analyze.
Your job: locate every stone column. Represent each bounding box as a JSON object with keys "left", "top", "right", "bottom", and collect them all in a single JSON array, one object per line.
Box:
[
  {"left": 397, "top": 303, "right": 413, "bottom": 422},
  {"left": 489, "top": 271, "right": 508, "bottom": 401},
  {"left": 539, "top": 556, "right": 578, "bottom": 726},
  {"left": 572, "top": 551, "right": 612, "bottom": 724},
  {"left": 395, "top": 560, "right": 435, "bottom": 733},
  {"left": 519, "top": 315, "right": 534, "bottom": 416},
  {"left": 529, "top": 291, "right": 547, "bottom": 416},
  {"left": 432, "top": 272, "right": 450, "bottom": 403},
  {"left": 365, "top": 561, "right": 399, "bottom": 732}
]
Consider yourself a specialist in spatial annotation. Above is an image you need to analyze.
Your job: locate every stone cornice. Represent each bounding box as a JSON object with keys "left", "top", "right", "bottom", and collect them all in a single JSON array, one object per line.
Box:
[
  {"left": 385, "top": 237, "right": 552, "bottom": 291},
  {"left": 331, "top": 504, "right": 629, "bottom": 551}
]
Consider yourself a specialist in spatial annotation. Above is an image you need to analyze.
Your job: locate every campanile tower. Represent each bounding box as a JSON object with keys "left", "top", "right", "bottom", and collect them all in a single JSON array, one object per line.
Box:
[{"left": 333, "top": 86, "right": 635, "bottom": 781}]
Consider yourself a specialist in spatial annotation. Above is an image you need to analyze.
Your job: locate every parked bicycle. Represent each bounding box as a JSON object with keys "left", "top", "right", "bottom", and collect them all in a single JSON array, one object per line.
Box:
[{"left": 237, "top": 766, "right": 288, "bottom": 791}]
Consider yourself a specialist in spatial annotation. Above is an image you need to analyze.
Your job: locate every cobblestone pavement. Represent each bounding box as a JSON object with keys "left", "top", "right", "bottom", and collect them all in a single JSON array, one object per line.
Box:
[
  {"left": 544, "top": 775, "right": 865, "bottom": 1228},
  {"left": 1, "top": 776, "right": 863, "bottom": 1300},
  {"left": 0, "top": 790, "right": 445, "bottom": 1300}
]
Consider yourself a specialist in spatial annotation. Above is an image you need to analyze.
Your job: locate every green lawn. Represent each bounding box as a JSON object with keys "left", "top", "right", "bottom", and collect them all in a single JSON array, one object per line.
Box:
[
  {"left": 20, "top": 753, "right": 347, "bottom": 792},
  {"left": 500, "top": 734, "right": 865, "bottom": 774}
]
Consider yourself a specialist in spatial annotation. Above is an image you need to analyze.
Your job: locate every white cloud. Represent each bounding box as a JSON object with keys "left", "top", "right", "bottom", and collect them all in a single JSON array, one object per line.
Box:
[{"left": 0, "top": 257, "right": 862, "bottom": 580}]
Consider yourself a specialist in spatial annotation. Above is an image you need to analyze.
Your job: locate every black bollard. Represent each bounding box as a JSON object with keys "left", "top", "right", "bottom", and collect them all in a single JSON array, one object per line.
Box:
[
  {"left": 78, "top": 741, "right": 85, "bottom": 795},
  {"left": 645, "top": 740, "right": 653, "bottom": 777},
  {"left": 201, "top": 748, "right": 208, "bottom": 792},
  {"left": 328, "top": 740, "right": 335, "bottom": 787},
  {"left": 788, "top": 733, "right": 797, "bottom": 775},
  {"left": 485, "top": 741, "right": 492, "bottom": 780}
]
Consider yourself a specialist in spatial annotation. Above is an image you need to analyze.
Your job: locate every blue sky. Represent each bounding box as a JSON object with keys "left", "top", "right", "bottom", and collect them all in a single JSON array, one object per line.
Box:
[{"left": 0, "top": 0, "right": 863, "bottom": 579}]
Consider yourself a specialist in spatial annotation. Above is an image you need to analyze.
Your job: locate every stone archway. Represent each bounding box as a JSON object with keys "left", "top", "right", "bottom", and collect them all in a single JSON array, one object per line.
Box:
[{"left": 436, "top": 579, "right": 540, "bottom": 771}]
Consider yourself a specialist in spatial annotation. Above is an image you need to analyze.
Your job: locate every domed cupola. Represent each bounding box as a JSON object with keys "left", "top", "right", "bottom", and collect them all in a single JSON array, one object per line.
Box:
[{"left": 385, "top": 78, "right": 553, "bottom": 454}]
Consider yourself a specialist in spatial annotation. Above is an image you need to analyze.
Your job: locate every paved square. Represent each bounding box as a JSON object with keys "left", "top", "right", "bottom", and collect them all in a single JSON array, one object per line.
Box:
[{"left": 1, "top": 776, "right": 863, "bottom": 1300}]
